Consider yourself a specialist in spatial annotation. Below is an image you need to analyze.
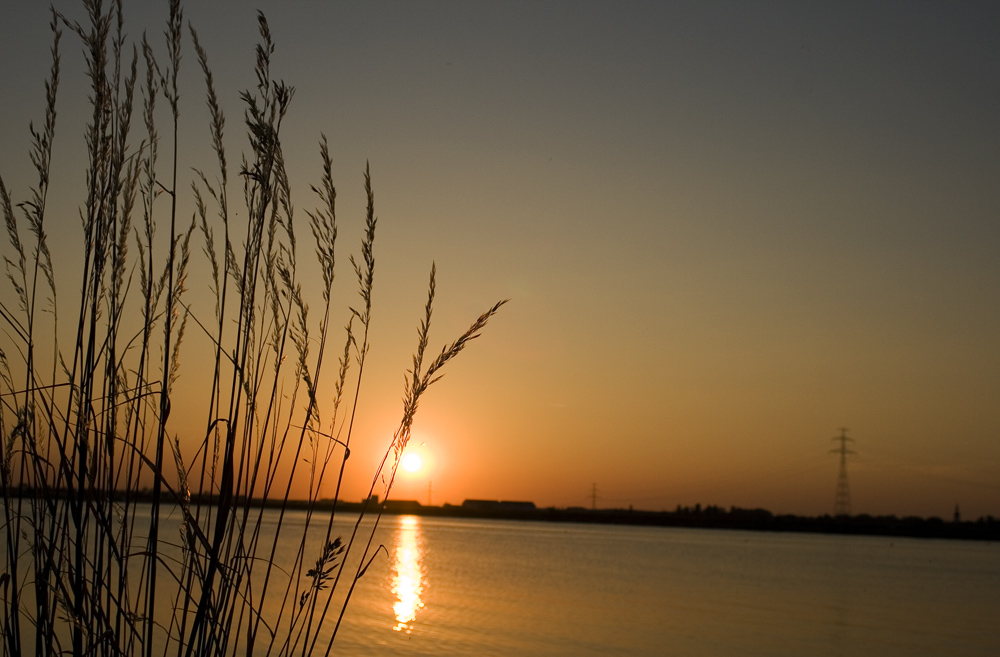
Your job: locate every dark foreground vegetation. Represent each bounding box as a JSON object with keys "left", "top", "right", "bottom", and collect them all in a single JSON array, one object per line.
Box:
[{"left": 0, "top": 1, "right": 503, "bottom": 655}]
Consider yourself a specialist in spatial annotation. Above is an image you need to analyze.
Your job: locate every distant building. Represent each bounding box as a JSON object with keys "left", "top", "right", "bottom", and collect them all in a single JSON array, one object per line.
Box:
[
  {"left": 461, "top": 499, "right": 536, "bottom": 512},
  {"left": 499, "top": 500, "right": 536, "bottom": 511},
  {"left": 461, "top": 499, "right": 498, "bottom": 511},
  {"left": 382, "top": 499, "right": 422, "bottom": 513}
]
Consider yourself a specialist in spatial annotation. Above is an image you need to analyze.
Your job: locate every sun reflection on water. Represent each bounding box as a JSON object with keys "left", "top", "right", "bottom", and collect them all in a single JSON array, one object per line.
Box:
[{"left": 391, "top": 515, "right": 424, "bottom": 633}]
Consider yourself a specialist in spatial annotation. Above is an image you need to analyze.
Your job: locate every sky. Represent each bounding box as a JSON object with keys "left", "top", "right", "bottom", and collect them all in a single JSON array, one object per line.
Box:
[{"left": 1, "top": 0, "right": 998, "bottom": 519}]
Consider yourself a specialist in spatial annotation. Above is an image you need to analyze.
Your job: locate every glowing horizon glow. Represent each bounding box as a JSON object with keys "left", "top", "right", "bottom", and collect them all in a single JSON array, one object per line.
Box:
[{"left": 1, "top": 1, "right": 997, "bottom": 519}]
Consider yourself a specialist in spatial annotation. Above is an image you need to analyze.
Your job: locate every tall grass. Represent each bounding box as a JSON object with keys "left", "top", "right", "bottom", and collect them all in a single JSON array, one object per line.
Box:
[{"left": 0, "top": 1, "right": 506, "bottom": 655}]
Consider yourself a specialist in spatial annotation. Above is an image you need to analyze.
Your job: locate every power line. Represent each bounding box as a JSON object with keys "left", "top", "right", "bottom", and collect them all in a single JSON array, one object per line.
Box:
[{"left": 830, "top": 428, "right": 856, "bottom": 516}]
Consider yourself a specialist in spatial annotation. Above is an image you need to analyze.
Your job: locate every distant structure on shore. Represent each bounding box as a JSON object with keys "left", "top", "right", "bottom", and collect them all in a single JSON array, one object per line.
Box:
[
  {"left": 5, "top": 488, "right": 994, "bottom": 540},
  {"left": 462, "top": 499, "right": 537, "bottom": 512},
  {"left": 382, "top": 499, "right": 423, "bottom": 513},
  {"left": 830, "top": 428, "right": 856, "bottom": 516}
]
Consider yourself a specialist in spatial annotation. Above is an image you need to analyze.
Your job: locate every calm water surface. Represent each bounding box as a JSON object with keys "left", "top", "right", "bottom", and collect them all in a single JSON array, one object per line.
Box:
[
  {"left": 326, "top": 514, "right": 998, "bottom": 656},
  {"left": 5, "top": 505, "right": 996, "bottom": 655}
]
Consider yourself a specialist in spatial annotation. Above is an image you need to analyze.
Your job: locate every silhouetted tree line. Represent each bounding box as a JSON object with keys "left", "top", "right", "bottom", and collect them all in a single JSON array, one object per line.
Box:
[{"left": 5, "top": 487, "right": 996, "bottom": 540}]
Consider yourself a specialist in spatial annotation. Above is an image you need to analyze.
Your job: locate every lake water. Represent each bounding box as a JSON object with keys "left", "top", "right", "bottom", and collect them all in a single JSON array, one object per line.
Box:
[
  {"left": 4, "top": 506, "right": 997, "bottom": 655},
  {"left": 319, "top": 513, "right": 998, "bottom": 656}
]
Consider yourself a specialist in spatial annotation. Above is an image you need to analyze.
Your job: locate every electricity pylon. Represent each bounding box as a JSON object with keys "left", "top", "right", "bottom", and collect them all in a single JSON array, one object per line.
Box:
[{"left": 830, "top": 428, "right": 855, "bottom": 516}]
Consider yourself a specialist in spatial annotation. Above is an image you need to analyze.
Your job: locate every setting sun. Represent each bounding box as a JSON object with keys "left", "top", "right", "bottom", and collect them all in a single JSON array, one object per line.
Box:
[{"left": 401, "top": 453, "right": 423, "bottom": 473}]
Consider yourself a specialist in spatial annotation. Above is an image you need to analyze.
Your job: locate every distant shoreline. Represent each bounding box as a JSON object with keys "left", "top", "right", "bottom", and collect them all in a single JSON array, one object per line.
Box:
[
  {"left": 376, "top": 500, "right": 999, "bottom": 541},
  {"left": 5, "top": 489, "right": 997, "bottom": 541}
]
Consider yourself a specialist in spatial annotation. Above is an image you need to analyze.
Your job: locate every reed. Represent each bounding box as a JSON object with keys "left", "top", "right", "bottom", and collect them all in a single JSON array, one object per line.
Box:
[{"left": 0, "top": 1, "right": 505, "bottom": 655}]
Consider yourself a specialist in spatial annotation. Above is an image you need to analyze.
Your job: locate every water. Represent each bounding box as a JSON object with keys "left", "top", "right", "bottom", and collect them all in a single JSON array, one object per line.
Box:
[
  {"left": 4, "top": 505, "right": 997, "bottom": 655},
  {"left": 328, "top": 514, "right": 999, "bottom": 656}
]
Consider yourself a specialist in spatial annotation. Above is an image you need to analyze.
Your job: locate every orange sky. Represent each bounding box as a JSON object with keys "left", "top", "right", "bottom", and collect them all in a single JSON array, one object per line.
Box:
[{"left": 2, "top": 1, "right": 998, "bottom": 519}]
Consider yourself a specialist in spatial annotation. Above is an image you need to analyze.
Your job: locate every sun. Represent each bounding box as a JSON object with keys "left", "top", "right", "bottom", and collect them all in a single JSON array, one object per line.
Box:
[{"left": 401, "top": 453, "right": 422, "bottom": 473}]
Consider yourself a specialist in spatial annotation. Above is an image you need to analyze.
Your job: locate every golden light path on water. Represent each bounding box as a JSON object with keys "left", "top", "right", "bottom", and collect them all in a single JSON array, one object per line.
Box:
[{"left": 391, "top": 516, "right": 424, "bottom": 633}]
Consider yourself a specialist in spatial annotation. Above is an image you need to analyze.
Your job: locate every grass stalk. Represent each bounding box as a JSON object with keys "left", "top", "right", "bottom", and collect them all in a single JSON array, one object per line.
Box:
[{"left": 0, "top": 3, "right": 505, "bottom": 656}]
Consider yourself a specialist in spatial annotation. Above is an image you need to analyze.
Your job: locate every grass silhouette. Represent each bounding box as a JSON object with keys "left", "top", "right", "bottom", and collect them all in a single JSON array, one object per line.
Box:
[{"left": 0, "top": 1, "right": 505, "bottom": 655}]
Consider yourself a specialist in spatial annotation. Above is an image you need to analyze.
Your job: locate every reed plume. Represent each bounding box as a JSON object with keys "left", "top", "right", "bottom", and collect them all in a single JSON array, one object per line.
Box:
[{"left": 0, "top": 2, "right": 505, "bottom": 656}]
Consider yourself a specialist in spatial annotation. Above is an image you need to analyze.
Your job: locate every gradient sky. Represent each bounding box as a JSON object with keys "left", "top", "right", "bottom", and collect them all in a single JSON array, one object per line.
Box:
[{"left": 2, "top": 1, "right": 999, "bottom": 518}]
